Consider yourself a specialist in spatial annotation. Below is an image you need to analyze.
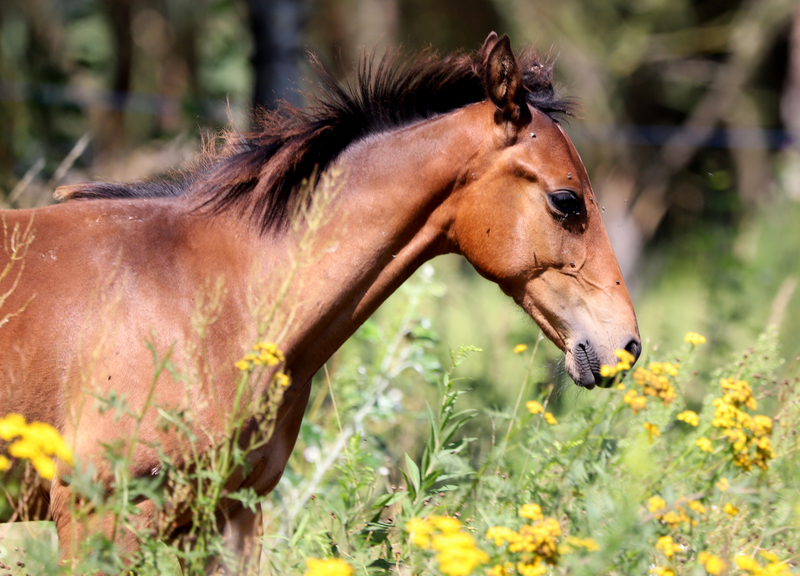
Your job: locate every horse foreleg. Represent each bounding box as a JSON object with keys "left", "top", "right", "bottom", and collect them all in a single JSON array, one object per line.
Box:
[
  {"left": 204, "top": 503, "right": 263, "bottom": 576},
  {"left": 51, "top": 479, "right": 161, "bottom": 574}
]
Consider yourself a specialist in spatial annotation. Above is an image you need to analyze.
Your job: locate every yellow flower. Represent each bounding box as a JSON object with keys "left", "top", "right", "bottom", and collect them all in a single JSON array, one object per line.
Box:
[
  {"left": 487, "top": 564, "right": 512, "bottom": 576},
  {"left": 31, "top": 455, "right": 56, "bottom": 480},
  {"left": 735, "top": 555, "right": 762, "bottom": 572},
  {"left": 752, "top": 415, "right": 773, "bottom": 437},
  {"left": 696, "top": 437, "right": 713, "bottom": 453},
  {"left": 661, "top": 509, "right": 690, "bottom": 529},
  {"left": 759, "top": 550, "right": 781, "bottom": 564},
  {"left": 0, "top": 413, "right": 27, "bottom": 441},
  {"left": 274, "top": 372, "right": 290, "bottom": 387},
  {"left": 0, "top": 454, "right": 10, "bottom": 472},
  {"left": 648, "top": 496, "right": 666, "bottom": 513},
  {"left": 544, "top": 412, "right": 558, "bottom": 425},
  {"left": 514, "top": 344, "right": 528, "bottom": 354},
  {"left": 304, "top": 557, "right": 353, "bottom": 576},
  {"left": 563, "top": 536, "right": 599, "bottom": 552},
  {"left": 688, "top": 500, "right": 706, "bottom": 515},
  {"left": 644, "top": 422, "right": 660, "bottom": 441},
  {"left": 663, "top": 363, "right": 679, "bottom": 377},
  {"left": 431, "top": 516, "right": 463, "bottom": 535},
  {"left": 411, "top": 515, "right": 489, "bottom": 575},
  {"left": 255, "top": 341, "right": 285, "bottom": 360},
  {"left": 600, "top": 364, "right": 617, "bottom": 378},
  {"left": 9, "top": 439, "right": 39, "bottom": 460},
  {"left": 677, "top": 410, "right": 699, "bottom": 427},
  {"left": 614, "top": 349, "right": 635, "bottom": 370},
  {"left": 716, "top": 478, "right": 729, "bottom": 492},
  {"left": 723, "top": 503, "right": 739, "bottom": 516},
  {"left": 421, "top": 518, "right": 488, "bottom": 576},
  {"left": 517, "top": 559, "right": 547, "bottom": 576},
  {"left": 486, "top": 526, "right": 520, "bottom": 547},
  {"left": 238, "top": 342, "right": 285, "bottom": 370},
  {"left": 615, "top": 349, "right": 635, "bottom": 363},
  {"left": 24, "top": 421, "right": 73, "bottom": 463},
  {"left": 407, "top": 517, "right": 434, "bottom": 548},
  {"left": 684, "top": 331, "right": 706, "bottom": 345},
  {"left": 655, "top": 535, "right": 678, "bottom": 558},
  {"left": 435, "top": 535, "right": 489, "bottom": 576},
  {"left": 624, "top": 390, "right": 647, "bottom": 414},
  {"left": 519, "top": 503, "right": 544, "bottom": 521},
  {"left": 651, "top": 567, "right": 676, "bottom": 576},
  {"left": 0, "top": 414, "right": 74, "bottom": 477},
  {"left": 616, "top": 383, "right": 626, "bottom": 390},
  {"left": 526, "top": 401, "right": 544, "bottom": 415},
  {"left": 698, "top": 552, "right": 725, "bottom": 575}
]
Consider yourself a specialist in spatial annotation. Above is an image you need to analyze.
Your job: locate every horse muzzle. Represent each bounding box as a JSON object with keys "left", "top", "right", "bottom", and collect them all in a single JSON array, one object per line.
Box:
[{"left": 566, "top": 336, "right": 641, "bottom": 389}]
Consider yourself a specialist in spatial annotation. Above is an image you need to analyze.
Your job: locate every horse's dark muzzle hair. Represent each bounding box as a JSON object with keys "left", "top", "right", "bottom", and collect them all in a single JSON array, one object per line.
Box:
[
  {"left": 575, "top": 340, "right": 602, "bottom": 389},
  {"left": 574, "top": 336, "right": 642, "bottom": 389}
]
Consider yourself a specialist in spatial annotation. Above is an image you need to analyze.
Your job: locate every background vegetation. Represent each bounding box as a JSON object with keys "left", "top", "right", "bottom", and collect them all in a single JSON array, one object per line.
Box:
[{"left": 1, "top": 0, "right": 799, "bottom": 573}]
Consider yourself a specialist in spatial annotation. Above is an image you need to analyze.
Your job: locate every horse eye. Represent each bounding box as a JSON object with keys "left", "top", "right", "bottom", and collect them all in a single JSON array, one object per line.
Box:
[{"left": 548, "top": 191, "right": 581, "bottom": 217}]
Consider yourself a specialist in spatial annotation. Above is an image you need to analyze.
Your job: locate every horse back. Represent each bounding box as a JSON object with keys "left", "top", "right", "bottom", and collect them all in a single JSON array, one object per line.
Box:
[{"left": 0, "top": 198, "right": 254, "bottom": 458}]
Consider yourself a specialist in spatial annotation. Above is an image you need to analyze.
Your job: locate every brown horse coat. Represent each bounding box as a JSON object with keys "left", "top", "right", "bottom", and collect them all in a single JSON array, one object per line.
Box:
[{"left": 0, "top": 33, "right": 639, "bottom": 572}]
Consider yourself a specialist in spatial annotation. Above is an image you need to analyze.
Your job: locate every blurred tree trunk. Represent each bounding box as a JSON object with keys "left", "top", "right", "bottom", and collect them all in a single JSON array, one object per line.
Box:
[
  {"left": 782, "top": 4, "right": 800, "bottom": 148},
  {"left": 100, "top": 0, "right": 134, "bottom": 158},
  {"left": 245, "top": 0, "right": 308, "bottom": 110},
  {"left": 17, "top": 0, "right": 65, "bottom": 163}
]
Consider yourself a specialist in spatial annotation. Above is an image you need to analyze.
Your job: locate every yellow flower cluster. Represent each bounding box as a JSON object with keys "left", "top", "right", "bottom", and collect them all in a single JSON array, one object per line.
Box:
[
  {"left": 0, "top": 413, "right": 73, "bottom": 480},
  {"left": 736, "top": 551, "right": 794, "bottom": 576},
  {"left": 304, "top": 557, "right": 353, "bottom": 576},
  {"left": 647, "top": 495, "right": 706, "bottom": 530},
  {"left": 648, "top": 496, "right": 666, "bottom": 513},
  {"left": 561, "top": 536, "right": 600, "bottom": 553},
  {"left": 710, "top": 378, "right": 774, "bottom": 471},
  {"left": 487, "top": 563, "right": 514, "bottom": 576},
  {"left": 696, "top": 437, "right": 713, "bottom": 452},
  {"left": 235, "top": 341, "right": 285, "bottom": 371},
  {"left": 684, "top": 332, "right": 707, "bottom": 346},
  {"left": 621, "top": 359, "right": 681, "bottom": 415},
  {"left": 634, "top": 362, "right": 678, "bottom": 404},
  {"left": 676, "top": 410, "right": 699, "bottom": 427},
  {"left": 624, "top": 389, "right": 647, "bottom": 414},
  {"left": 526, "top": 401, "right": 557, "bottom": 425},
  {"left": 656, "top": 535, "right": 679, "bottom": 558},
  {"left": 698, "top": 552, "right": 726, "bottom": 575},
  {"left": 407, "top": 516, "right": 489, "bottom": 576},
  {"left": 526, "top": 401, "right": 543, "bottom": 415},
  {"left": 486, "top": 504, "right": 565, "bottom": 576},
  {"left": 600, "top": 349, "right": 636, "bottom": 378},
  {"left": 643, "top": 422, "right": 660, "bottom": 441}
]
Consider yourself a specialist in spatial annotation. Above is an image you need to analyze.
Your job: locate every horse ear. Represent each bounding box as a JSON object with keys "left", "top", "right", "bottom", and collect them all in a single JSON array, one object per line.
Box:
[
  {"left": 477, "top": 31, "right": 499, "bottom": 66},
  {"left": 483, "top": 34, "right": 526, "bottom": 124}
]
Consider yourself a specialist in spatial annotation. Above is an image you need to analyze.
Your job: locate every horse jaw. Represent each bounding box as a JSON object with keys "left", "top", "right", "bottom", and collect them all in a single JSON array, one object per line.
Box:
[{"left": 510, "top": 273, "right": 641, "bottom": 390}]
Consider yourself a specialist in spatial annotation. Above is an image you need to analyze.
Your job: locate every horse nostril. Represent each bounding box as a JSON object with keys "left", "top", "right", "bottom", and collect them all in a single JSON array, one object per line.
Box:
[{"left": 624, "top": 337, "right": 642, "bottom": 362}]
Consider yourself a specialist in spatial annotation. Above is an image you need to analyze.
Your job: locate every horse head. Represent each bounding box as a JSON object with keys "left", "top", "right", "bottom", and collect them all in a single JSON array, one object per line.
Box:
[{"left": 452, "top": 33, "right": 641, "bottom": 389}]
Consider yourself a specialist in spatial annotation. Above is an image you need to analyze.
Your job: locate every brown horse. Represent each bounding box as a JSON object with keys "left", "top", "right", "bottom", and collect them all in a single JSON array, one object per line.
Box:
[{"left": 0, "top": 33, "right": 639, "bottom": 571}]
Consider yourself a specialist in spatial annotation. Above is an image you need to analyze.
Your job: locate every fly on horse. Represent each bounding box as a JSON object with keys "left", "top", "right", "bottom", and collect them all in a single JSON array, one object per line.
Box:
[{"left": 0, "top": 32, "right": 639, "bottom": 572}]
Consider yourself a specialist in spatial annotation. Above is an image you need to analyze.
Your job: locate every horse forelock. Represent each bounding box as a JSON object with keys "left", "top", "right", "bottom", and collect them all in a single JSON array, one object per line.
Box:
[{"left": 58, "top": 42, "right": 574, "bottom": 233}]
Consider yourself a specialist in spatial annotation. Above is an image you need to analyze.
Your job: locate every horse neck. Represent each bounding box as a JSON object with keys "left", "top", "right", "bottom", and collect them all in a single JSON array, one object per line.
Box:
[{"left": 267, "top": 103, "right": 490, "bottom": 384}]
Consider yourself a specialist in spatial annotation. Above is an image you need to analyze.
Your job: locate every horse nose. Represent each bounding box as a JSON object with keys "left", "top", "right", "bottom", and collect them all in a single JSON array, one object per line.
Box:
[{"left": 624, "top": 337, "right": 642, "bottom": 363}]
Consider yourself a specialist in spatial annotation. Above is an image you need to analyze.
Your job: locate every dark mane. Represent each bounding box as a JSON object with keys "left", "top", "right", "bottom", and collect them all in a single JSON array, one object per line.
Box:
[{"left": 57, "top": 43, "right": 574, "bottom": 231}]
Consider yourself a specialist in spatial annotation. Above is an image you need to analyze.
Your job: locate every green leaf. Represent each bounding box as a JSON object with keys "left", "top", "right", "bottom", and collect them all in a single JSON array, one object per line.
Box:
[
  {"left": 371, "top": 491, "right": 406, "bottom": 510},
  {"left": 404, "top": 454, "right": 421, "bottom": 498}
]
